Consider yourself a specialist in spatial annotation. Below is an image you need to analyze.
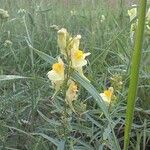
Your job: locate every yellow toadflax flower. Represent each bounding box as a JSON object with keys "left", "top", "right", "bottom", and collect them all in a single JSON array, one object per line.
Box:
[
  {"left": 57, "top": 28, "right": 67, "bottom": 55},
  {"left": 128, "top": 6, "right": 137, "bottom": 22},
  {"left": 65, "top": 80, "right": 78, "bottom": 112},
  {"left": 100, "top": 87, "right": 114, "bottom": 104},
  {"left": 47, "top": 57, "right": 64, "bottom": 91},
  {"left": 65, "top": 80, "right": 78, "bottom": 103},
  {"left": 71, "top": 49, "right": 90, "bottom": 79}
]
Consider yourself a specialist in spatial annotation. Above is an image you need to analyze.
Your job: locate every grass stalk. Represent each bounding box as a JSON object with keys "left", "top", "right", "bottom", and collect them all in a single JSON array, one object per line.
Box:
[{"left": 123, "top": 0, "right": 147, "bottom": 149}]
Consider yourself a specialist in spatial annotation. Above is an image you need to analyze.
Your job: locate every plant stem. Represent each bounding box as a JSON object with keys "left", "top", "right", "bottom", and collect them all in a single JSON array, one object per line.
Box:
[{"left": 123, "top": 0, "right": 147, "bottom": 150}]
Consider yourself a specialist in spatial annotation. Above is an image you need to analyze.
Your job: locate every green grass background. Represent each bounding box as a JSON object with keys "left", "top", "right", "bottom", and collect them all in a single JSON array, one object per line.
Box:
[{"left": 0, "top": 0, "right": 150, "bottom": 149}]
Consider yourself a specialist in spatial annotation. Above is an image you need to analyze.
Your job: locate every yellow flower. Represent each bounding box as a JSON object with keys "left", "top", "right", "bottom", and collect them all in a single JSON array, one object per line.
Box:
[
  {"left": 100, "top": 87, "right": 114, "bottom": 104},
  {"left": 128, "top": 6, "right": 137, "bottom": 21},
  {"left": 47, "top": 58, "right": 64, "bottom": 91},
  {"left": 71, "top": 50, "right": 90, "bottom": 68},
  {"left": 71, "top": 49, "right": 90, "bottom": 79},
  {"left": 57, "top": 28, "right": 67, "bottom": 55},
  {"left": 65, "top": 80, "right": 78, "bottom": 103},
  {"left": 65, "top": 80, "right": 78, "bottom": 112}
]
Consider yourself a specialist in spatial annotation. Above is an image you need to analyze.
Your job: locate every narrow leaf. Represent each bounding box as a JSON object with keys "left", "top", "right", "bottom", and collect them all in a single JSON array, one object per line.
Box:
[
  {"left": 31, "top": 133, "right": 59, "bottom": 146},
  {"left": 2, "top": 125, "right": 32, "bottom": 137},
  {"left": 57, "top": 140, "right": 65, "bottom": 150},
  {"left": 37, "top": 110, "right": 61, "bottom": 126},
  {"left": 0, "top": 75, "right": 27, "bottom": 81}
]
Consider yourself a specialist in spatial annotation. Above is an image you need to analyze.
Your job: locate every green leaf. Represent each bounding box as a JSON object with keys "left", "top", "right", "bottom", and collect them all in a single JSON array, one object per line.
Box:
[
  {"left": 0, "top": 146, "right": 20, "bottom": 150},
  {"left": 71, "top": 123, "right": 93, "bottom": 137},
  {"left": 37, "top": 110, "right": 61, "bottom": 126},
  {"left": 2, "top": 125, "right": 32, "bottom": 137},
  {"left": 57, "top": 140, "right": 65, "bottom": 150},
  {"left": 0, "top": 75, "right": 27, "bottom": 81},
  {"left": 70, "top": 137, "right": 94, "bottom": 150},
  {"left": 31, "top": 133, "right": 59, "bottom": 146},
  {"left": 31, "top": 133, "right": 65, "bottom": 150}
]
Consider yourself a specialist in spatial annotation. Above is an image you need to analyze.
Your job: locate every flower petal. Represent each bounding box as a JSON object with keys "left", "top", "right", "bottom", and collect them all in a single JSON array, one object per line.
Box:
[{"left": 47, "top": 70, "right": 63, "bottom": 81}]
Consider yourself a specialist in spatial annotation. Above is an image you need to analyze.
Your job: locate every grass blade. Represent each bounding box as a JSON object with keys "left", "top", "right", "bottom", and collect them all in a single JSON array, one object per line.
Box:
[
  {"left": 31, "top": 133, "right": 59, "bottom": 146},
  {"left": 123, "top": 1, "right": 147, "bottom": 149},
  {"left": 37, "top": 110, "right": 61, "bottom": 126},
  {"left": 2, "top": 125, "right": 32, "bottom": 137},
  {"left": 0, "top": 75, "right": 27, "bottom": 81}
]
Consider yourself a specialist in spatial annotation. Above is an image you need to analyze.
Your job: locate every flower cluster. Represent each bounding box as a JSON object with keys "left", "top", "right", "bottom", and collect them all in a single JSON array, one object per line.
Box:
[
  {"left": 99, "top": 74, "right": 123, "bottom": 105},
  {"left": 47, "top": 57, "right": 64, "bottom": 92},
  {"left": 100, "top": 87, "right": 114, "bottom": 104},
  {"left": 47, "top": 28, "right": 90, "bottom": 111},
  {"left": 47, "top": 28, "right": 120, "bottom": 111}
]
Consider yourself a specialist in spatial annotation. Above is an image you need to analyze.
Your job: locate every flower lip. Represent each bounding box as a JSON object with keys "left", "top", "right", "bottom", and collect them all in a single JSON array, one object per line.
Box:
[
  {"left": 52, "top": 63, "right": 64, "bottom": 74},
  {"left": 74, "top": 50, "right": 84, "bottom": 60},
  {"left": 73, "top": 50, "right": 91, "bottom": 60},
  {"left": 104, "top": 90, "right": 112, "bottom": 99}
]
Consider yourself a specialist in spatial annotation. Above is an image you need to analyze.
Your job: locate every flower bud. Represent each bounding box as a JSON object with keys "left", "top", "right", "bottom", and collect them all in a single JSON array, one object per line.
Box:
[{"left": 57, "top": 28, "right": 67, "bottom": 55}]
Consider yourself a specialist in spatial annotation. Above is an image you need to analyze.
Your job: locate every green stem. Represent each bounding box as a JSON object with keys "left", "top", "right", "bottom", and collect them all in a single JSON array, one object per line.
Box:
[{"left": 124, "top": 0, "right": 147, "bottom": 150}]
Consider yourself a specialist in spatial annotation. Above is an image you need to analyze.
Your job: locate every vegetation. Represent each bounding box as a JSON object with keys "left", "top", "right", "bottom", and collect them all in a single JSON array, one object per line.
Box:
[{"left": 0, "top": 0, "right": 150, "bottom": 149}]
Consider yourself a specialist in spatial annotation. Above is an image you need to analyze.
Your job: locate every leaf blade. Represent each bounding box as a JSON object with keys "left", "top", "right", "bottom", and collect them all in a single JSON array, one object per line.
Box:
[{"left": 0, "top": 75, "right": 27, "bottom": 81}]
